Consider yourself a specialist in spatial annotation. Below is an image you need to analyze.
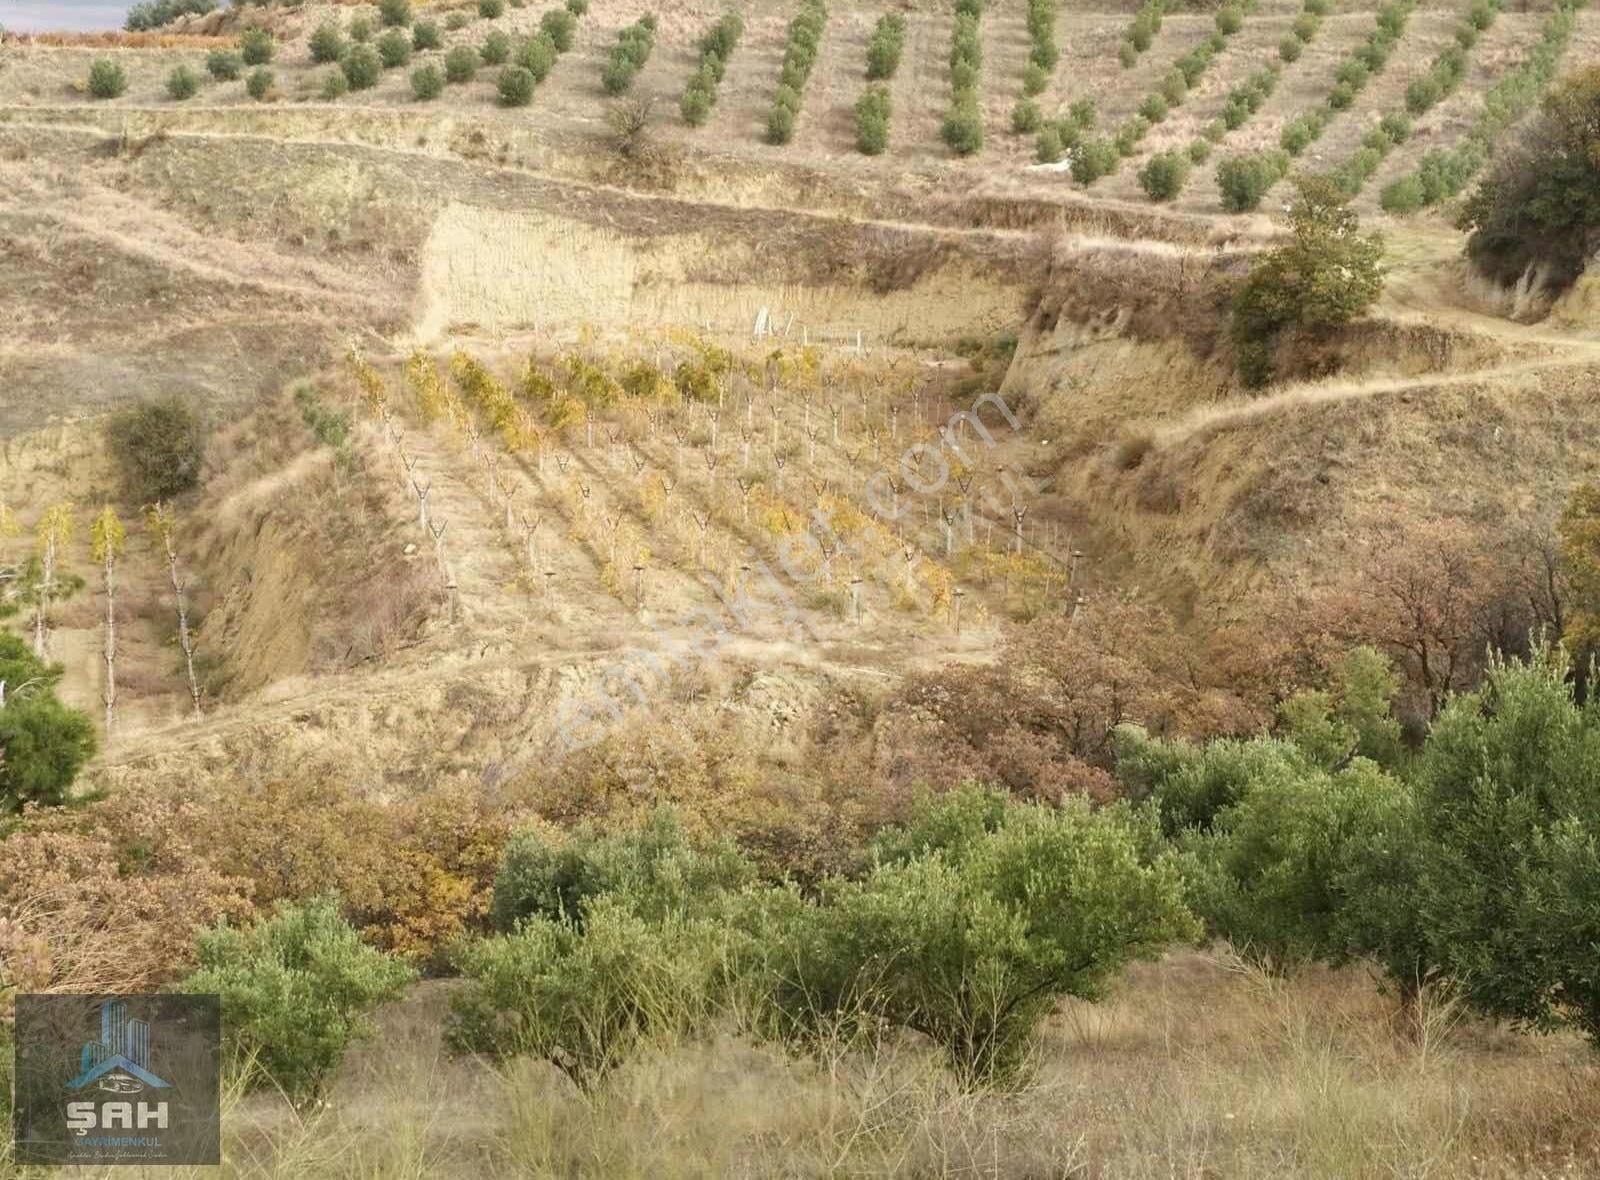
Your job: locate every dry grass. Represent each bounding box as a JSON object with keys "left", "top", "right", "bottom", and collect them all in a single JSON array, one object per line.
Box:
[
  {"left": 0, "top": 32, "right": 238, "bottom": 48},
  {"left": 18, "top": 951, "right": 1597, "bottom": 1179}
]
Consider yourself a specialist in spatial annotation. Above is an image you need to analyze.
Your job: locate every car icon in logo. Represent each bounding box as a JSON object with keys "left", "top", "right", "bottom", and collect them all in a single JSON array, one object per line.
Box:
[{"left": 65, "top": 1000, "right": 171, "bottom": 1094}]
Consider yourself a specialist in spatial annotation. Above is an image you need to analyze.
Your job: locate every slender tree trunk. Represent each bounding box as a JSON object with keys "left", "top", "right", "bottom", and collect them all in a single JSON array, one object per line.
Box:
[
  {"left": 102, "top": 550, "right": 117, "bottom": 734},
  {"left": 164, "top": 540, "right": 202, "bottom": 718}
]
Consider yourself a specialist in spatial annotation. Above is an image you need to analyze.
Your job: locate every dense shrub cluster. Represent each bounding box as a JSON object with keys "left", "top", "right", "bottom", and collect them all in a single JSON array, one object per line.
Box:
[
  {"left": 411, "top": 62, "right": 444, "bottom": 100},
  {"left": 480, "top": 29, "right": 511, "bottom": 65},
  {"left": 1230, "top": 177, "right": 1384, "bottom": 386},
  {"left": 107, "top": 397, "right": 204, "bottom": 502},
  {"left": 1406, "top": 0, "right": 1500, "bottom": 117},
  {"left": 1138, "top": 150, "right": 1190, "bottom": 201},
  {"left": 680, "top": 11, "right": 742, "bottom": 126},
  {"left": 1016, "top": 0, "right": 1056, "bottom": 106},
  {"left": 1278, "top": 0, "right": 1329, "bottom": 61},
  {"left": 1382, "top": 0, "right": 1585, "bottom": 213},
  {"left": 1455, "top": 64, "right": 1600, "bottom": 287},
  {"left": 341, "top": 44, "right": 382, "bottom": 90},
  {"left": 450, "top": 796, "right": 1194, "bottom": 1089},
  {"left": 379, "top": 0, "right": 410, "bottom": 28},
  {"left": 940, "top": 0, "right": 984, "bottom": 156},
  {"left": 766, "top": 0, "right": 828, "bottom": 145},
  {"left": 125, "top": 0, "right": 214, "bottom": 31},
  {"left": 245, "top": 66, "right": 274, "bottom": 100},
  {"left": 309, "top": 21, "right": 344, "bottom": 64},
  {"left": 601, "top": 14, "right": 656, "bottom": 96},
  {"left": 854, "top": 84, "right": 891, "bottom": 155},
  {"left": 411, "top": 19, "right": 440, "bottom": 51},
  {"left": 376, "top": 28, "right": 411, "bottom": 69},
  {"left": 1321, "top": 111, "right": 1410, "bottom": 196},
  {"left": 239, "top": 27, "right": 273, "bottom": 66},
  {"left": 186, "top": 899, "right": 414, "bottom": 1105},
  {"left": 206, "top": 49, "right": 241, "bottom": 80},
  {"left": 1119, "top": 0, "right": 1165, "bottom": 68},
  {"left": 865, "top": 11, "right": 906, "bottom": 81},
  {"left": 1031, "top": 97, "right": 1095, "bottom": 164},
  {"left": 165, "top": 64, "right": 200, "bottom": 100},
  {"left": 444, "top": 44, "right": 478, "bottom": 84}
]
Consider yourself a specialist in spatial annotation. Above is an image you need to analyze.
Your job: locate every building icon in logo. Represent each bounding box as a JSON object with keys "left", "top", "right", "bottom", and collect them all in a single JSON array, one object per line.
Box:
[{"left": 66, "top": 1000, "right": 171, "bottom": 1093}]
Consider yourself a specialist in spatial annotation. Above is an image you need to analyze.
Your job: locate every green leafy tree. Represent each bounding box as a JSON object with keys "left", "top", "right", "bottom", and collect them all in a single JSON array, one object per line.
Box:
[
  {"left": 185, "top": 898, "right": 414, "bottom": 1105},
  {"left": 410, "top": 63, "right": 443, "bottom": 100},
  {"left": 309, "top": 21, "right": 345, "bottom": 64},
  {"left": 0, "top": 633, "right": 96, "bottom": 812},
  {"left": 206, "top": 50, "right": 241, "bottom": 80},
  {"left": 444, "top": 45, "right": 479, "bottom": 84},
  {"left": 245, "top": 67, "right": 273, "bottom": 100},
  {"left": 1230, "top": 175, "right": 1384, "bottom": 386},
  {"left": 239, "top": 28, "right": 272, "bottom": 66},
  {"left": 377, "top": 29, "right": 411, "bottom": 68},
  {"left": 342, "top": 46, "right": 382, "bottom": 90},
  {"left": 497, "top": 64, "right": 535, "bottom": 106},
  {"left": 165, "top": 65, "right": 199, "bottom": 100},
  {"left": 107, "top": 398, "right": 204, "bottom": 503}
]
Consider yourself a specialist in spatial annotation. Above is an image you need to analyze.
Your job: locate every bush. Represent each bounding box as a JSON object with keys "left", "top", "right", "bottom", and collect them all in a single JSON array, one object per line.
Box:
[
  {"left": 185, "top": 898, "right": 414, "bottom": 1105},
  {"left": 411, "top": 63, "right": 443, "bottom": 100},
  {"left": 480, "top": 29, "right": 511, "bottom": 65},
  {"left": 1011, "top": 98, "right": 1042, "bottom": 134},
  {"left": 321, "top": 69, "right": 350, "bottom": 99},
  {"left": 1161, "top": 69, "right": 1187, "bottom": 106},
  {"left": 855, "top": 85, "right": 891, "bottom": 154},
  {"left": 1139, "top": 150, "right": 1190, "bottom": 201},
  {"left": 1113, "top": 115, "right": 1149, "bottom": 156},
  {"left": 770, "top": 790, "right": 1197, "bottom": 1086},
  {"left": 766, "top": 102, "right": 797, "bottom": 144},
  {"left": 1069, "top": 98, "right": 1096, "bottom": 128},
  {"left": 1118, "top": 41, "right": 1138, "bottom": 68},
  {"left": 239, "top": 28, "right": 273, "bottom": 65},
  {"left": 1216, "top": 6, "right": 1244, "bottom": 34},
  {"left": 1231, "top": 175, "right": 1384, "bottom": 385},
  {"left": 245, "top": 67, "right": 273, "bottom": 100},
  {"left": 1379, "top": 110, "right": 1411, "bottom": 144},
  {"left": 540, "top": 8, "right": 577, "bottom": 52},
  {"left": 206, "top": 49, "right": 241, "bottom": 80},
  {"left": 866, "top": 11, "right": 905, "bottom": 80},
  {"left": 444, "top": 44, "right": 478, "bottom": 84},
  {"left": 166, "top": 64, "right": 199, "bottom": 100},
  {"left": 107, "top": 397, "right": 203, "bottom": 502},
  {"left": 379, "top": 0, "right": 411, "bottom": 28},
  {"left": 342, "top": 45, "right": 382, "bottom": 89},
  {"left": 1280, "top": 110, "right": 1325, "bottom": 155},
  {"left": 349, "top": 15, "right": 373, "bottom": 42},
  {"left": 567, "top": 0, "right": 588, "bottom": 12},
  {"left": 377, "top": 29, "right": 411, "bottom": 68},
  {"left": 309, "top": 22, "right": 346, "bottom": 64},
  {"left": 941, "top": 102, "right": 984, "bottom": 156},
  {"left": 1035, "top": 124, "right": 1064, "bottom": 163},
  {"left": 1280, "top": 35, "right": 1302, "bottom": 61},
  {"left": 498, "top": 64, "right": 535, "bottom": 106},
  {"left": 516, "top": 33, "right": 557, "bottom": 82},
  {"left": 1216, "top": 151, "right": 1285, "bottom": 212},
  {"left": 0, "top": 635, "right": 96, "bottom": 812},
  {"left": 446, "top": 12, "right": 469, "bottom": 31},
  {"left": 1139, "top": 93, "right": 1169, "bottom": 123},
  {"left": 479, "top": 0, "right": 504, "bottom": 16},
  {"left": 1188, "top": 137, "right": 1212, "bottom": 163},
  {"left": 1071, "top": 136, "right": 1119, "bottom": 183},
  {"left": 411, "top": 20, "right": 440, "bottom": 50},
  {"left": 87, "top": 59, "right": 127, "bottom": 99},
  {"left": 125, "top": 0, "right": 215, "bottom": 31},
  {"left": 680, "top": 80, "right": 712, "bottom": 125}
]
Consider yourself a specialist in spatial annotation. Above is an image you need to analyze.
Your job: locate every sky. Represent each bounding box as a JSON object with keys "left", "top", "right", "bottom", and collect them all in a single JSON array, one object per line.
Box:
[{"left": 1, "top": 1, "right": 131, "bottom": 31}]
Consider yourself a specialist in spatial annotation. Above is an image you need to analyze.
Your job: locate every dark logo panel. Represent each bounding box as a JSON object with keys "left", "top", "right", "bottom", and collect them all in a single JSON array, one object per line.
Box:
[{"left": 13, "top": 994, "right": 221, "bottom": 1166}]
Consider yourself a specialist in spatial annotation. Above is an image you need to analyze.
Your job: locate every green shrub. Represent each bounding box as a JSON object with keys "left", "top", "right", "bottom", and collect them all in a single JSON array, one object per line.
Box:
[
  {"left": 498, "top": 63, "right": 535, "bottom": 106},
  {"left": 1035, "top": 124, "right": 1064, "bottom": 163},
  {"left": 1279, "top": 35, "right": 1302, "bottom": 62},
  {"left": 0, "top": 635, "right": 96, "bottom": 812},
  {"left": 445, "top": 12, "right": 469, "bottom": 31},
  {"left": 1379, "top": 174, "right": 1425, "bottom": 212},
  {"left": 1293, "top": 12, "right": 1319, "bottom": 40},
  {"left": 1071, "top": 136, "right": 1119, "bottom": 182},
  {"left": 107, "top": 397, "right": 203, "bottom": 502},
  {"left": 1280, "top": 111, "right": 1325, "bottom": 155},
  {"left": 186, "top": 898, "right": 414, "bottom": 1105},
  {"left": 1216, "top": 6, "right": 1244, "bottom": 34},
  {"left": 680, "top": 80, "right": 712, "bottom": 125},
  {"left": 124, "top": 0, "right": 215, "bottom": 31},
  {"left": 444, "top": 45, "right": 478, "bottom": 83},
  {"left": 379, "top": 0, "right": 411, "bottom": 27},
  {"left": 1160, "top": 69, "right": 1187, "bottom": 106},
  {"left": 1216, "top": 151, "right": 1286, "bottom": 212},
  {"left": 321, "top": 68, "right": 350, "bottom": 99},
  {"left": 1113, "top": 115, "right": 1149, "bottom": 156},
  {"left": 239, "top": 28, "right": 272, "bottom": 65},
  {"left": 854, "top": 84, "right": 891, "bottom": 154},
  {"left": 1069, "top": 98, "right": 1096, "bottom": 128},
  {"left": 309, "top": 21, "right": 346, "bottom": 64},
  {"left": 566, "top": 0, "right": 588, "bottom": 12},
  {"left": 87, "top": 59, "right": 127, "bottom": 99},
  {"left": 517, "top": 33, "right": 558, "bottom": 82},
  {"left": 411, "top": 62, "right": 443, "bottom": 100},
  {"left": 766, "top": 102, "right": 797, "bottom": 144},
  {"left": 541, "top": 8, "right": 577, "bottom": 52},
  {"left": 245, "top": 66, "right": 273, "bottom": 100},
  {"left": 1139, "top": 93, "right": 1169, "bottom": 123},
  {"left": 1380, "top": 110, "right": 1411, "bottom": 143},
  {"left": 481, "top": 29, "right": 511, "bottom": 65},
  {"left": 411, "top": 20, "right": 440, "bottom": 50},
  {"left": 1139, "top": 150, "right": 1190, "bottom": 201},
  {"left": 866, "top": 11, "right": 905, "bottom": 79},
  {"left": 377, "top": 29, "right": 411, "bottom": 68},
  {"left": 769, "top": 789, "right": 1197, "bottom": 1086},
  {"left": 206, "top": 49, "right": 241, "bottom": 80},
  {"left": 1230, "top": 175, "right": 1383, "bottom": 385},
  {"left": 349, "top": 15, "right": 373, "bottom": 42},
  {"left": 941, "top": 101, "right": 984, "bottom": 156},
  {"left": 479, "top": 0, "right": 504, "bottom": 16},
  {"left": 1188, "top": 137, "right": 1212, "bottom": 163},
  {"left": 1118, "top": 41, "right": 1138, "bottom": 68},
  {"left": 1010, "top": 97, "right": 1042, "bottom": 134},
  {"left": 342, "top": 45, "right": 382, "bottom": 89},
  {"left": 165, "top": 64, "right": 199, "bottom": 100}
]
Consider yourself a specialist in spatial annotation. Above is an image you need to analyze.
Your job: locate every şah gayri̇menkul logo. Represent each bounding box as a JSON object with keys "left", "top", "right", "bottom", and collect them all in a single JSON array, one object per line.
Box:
[{"left": 12, "top": 993, "right": 221, "bottom": 1166}]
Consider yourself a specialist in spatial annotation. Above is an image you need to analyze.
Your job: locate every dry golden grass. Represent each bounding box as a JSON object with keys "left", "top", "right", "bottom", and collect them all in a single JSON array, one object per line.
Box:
[
  {"left": 0, "top": 31, "right": 238, "bottom": 48},
  {"left": 17, "top": 951, "right": 1596, "bottom": 1179}
]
